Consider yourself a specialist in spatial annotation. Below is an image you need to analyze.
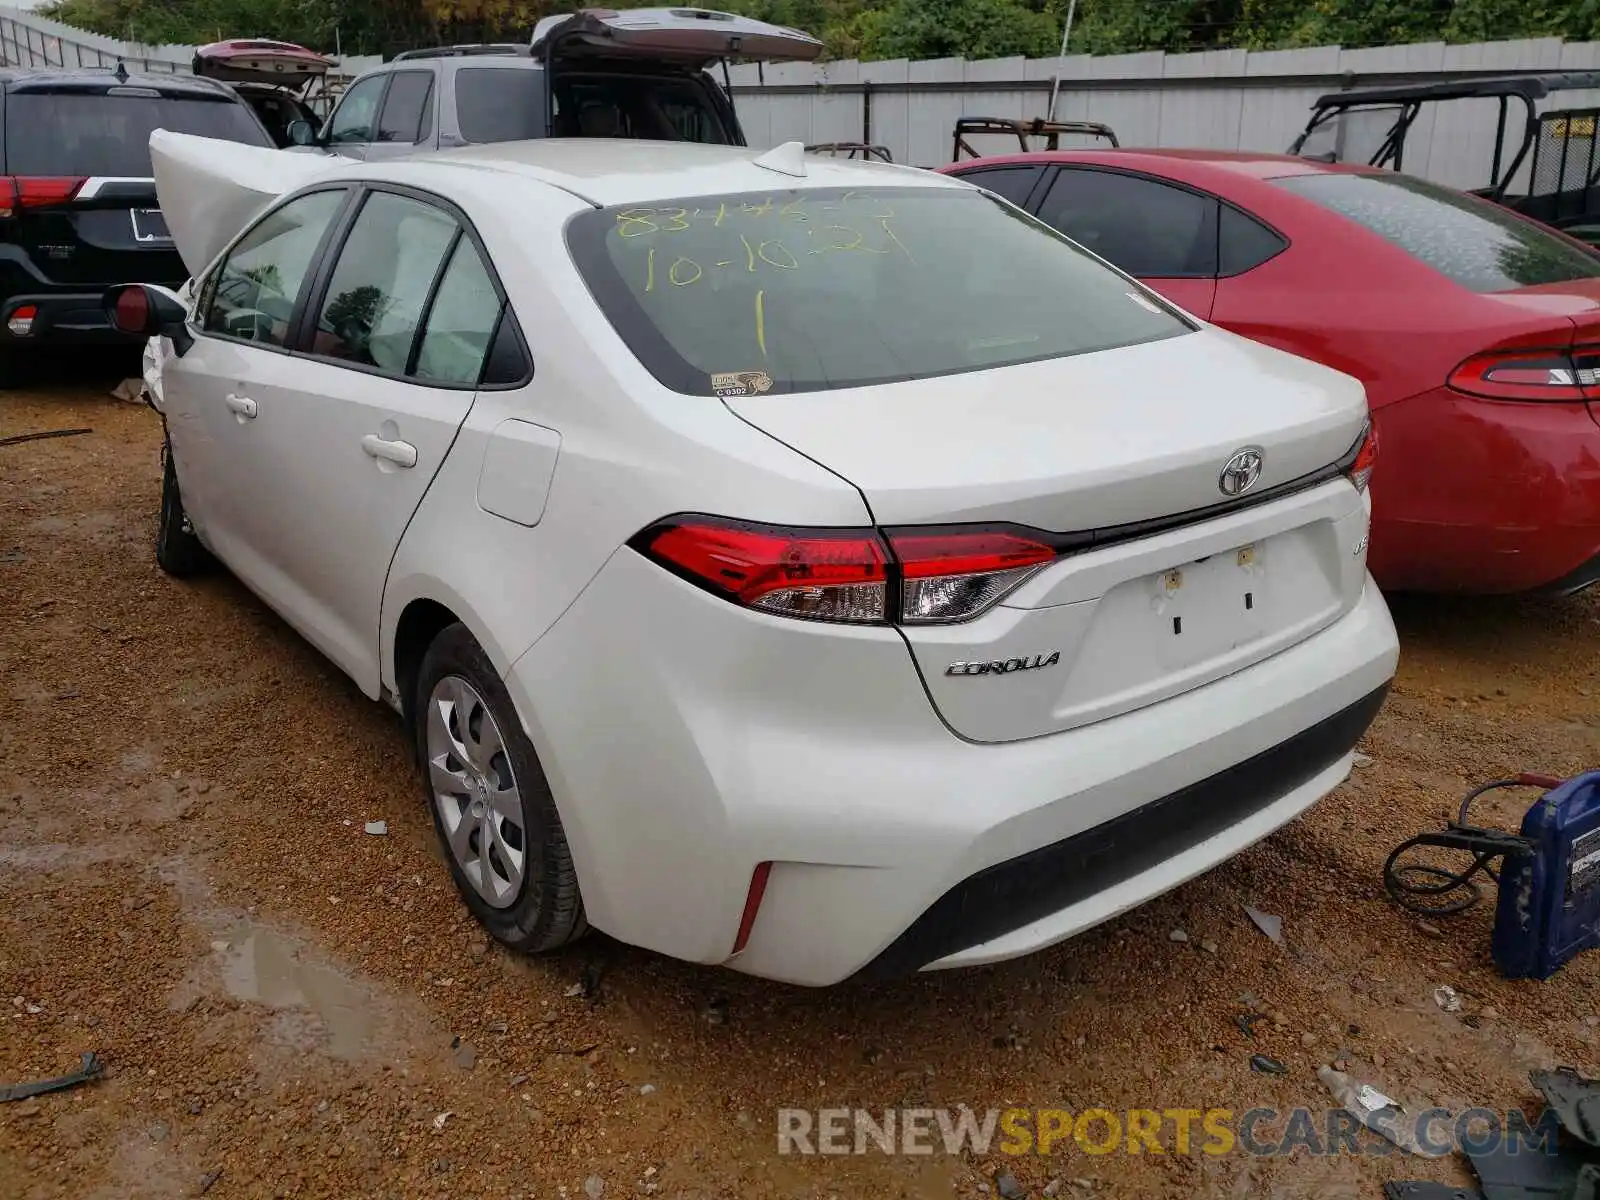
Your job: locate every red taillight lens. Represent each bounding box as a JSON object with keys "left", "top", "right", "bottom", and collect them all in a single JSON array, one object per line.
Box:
[
  {"left": 633, "top": 517, "right": 1060, "bottom": 625},
  {"left": 1344, "top": 420, "right": 1378, "bottom": 493},
  {"left": 1447, "top": 345, "right": 1600, "bottom": 401},
  {"left": 111, "top": 287, "right": 150, "bottom": 334},
  {"left": 887, "top": 528, "right": 1056, "bottom": 623},
  {"left": 639, "top": 518, "right": 890, "bottom": 623},
  {"left": 0, "top": 176, "right": 86, "bottom": 218}
]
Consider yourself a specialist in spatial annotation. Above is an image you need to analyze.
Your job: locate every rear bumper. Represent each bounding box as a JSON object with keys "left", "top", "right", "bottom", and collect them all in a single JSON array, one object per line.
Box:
[
  {"left": 506, "top": 546, "right": 1399, "bottom": 987},
  {"left": 0, "top": 291, "right": 139, "bottom": 347},
  {"left": 1366, "top": 388, "right": 1600, "bottom": 593}
]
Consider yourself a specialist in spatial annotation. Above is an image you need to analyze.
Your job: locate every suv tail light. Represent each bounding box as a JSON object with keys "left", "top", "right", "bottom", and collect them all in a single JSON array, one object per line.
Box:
[
  {"left": 631, "top": 517, "right": 1058, "bottom": 626},
  {"left": 1448, "top": 345, "right": 1600, "bottom": 402},
  {"left": 0, "top": 176, "right": 87, "bottom": 219},
  {"left": 1343, "top": 420, "right": 1377, "bottom": 492}
]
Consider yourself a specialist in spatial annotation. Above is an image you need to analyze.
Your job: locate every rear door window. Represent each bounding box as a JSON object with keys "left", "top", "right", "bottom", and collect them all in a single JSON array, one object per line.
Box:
[
  {"left": 950, "top": 165, "right": 1046, "bottom": 208},
  {"left": 456, "top": 68, "right": 545, "bottom": 142},
  {"left": 1276, "top": 171, "right": 1600, "bottom": 292},
  {"left": 1218, "top": 205, "right": 1288, "bottom": 276},
  {"left": 1035, "top": 168, "right": 1220, "bottom": 277},
  {"left": 307, "top": 191, "right": 460, "bottom": 373},
  {"left": 3, "top": 90, "right": 271, "bottom": 175},
  {"left": 414, "top": 238, "right": 504, "bottom": 384},
  {"left": 376, "top": 71, "right": 434, "bottom": 144}
]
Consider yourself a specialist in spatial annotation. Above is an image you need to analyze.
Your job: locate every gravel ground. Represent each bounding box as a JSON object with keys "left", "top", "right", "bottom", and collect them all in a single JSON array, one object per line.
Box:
[{"left": 3, "top": 375, "right": 1599, "bottom": 1200}]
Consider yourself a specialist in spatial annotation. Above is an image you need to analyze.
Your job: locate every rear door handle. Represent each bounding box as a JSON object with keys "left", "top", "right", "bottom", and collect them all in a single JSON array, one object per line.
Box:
[
  {"left": 361, "top": 434, "right": 417, "bottom": 469},
  {"left": 224, "top": 393, "right": 257, "bottom": 419}
]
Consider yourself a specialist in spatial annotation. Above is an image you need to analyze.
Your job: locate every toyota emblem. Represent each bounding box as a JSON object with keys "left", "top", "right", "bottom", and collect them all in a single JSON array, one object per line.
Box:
[{"left": 1218, "top": 447, "right": 1265, "bottom": 497}]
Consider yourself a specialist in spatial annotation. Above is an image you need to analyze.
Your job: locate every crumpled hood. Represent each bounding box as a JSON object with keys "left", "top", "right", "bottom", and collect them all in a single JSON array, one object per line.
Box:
[{"left": 150, "top": 129, "right": 356, "bottom": 277}]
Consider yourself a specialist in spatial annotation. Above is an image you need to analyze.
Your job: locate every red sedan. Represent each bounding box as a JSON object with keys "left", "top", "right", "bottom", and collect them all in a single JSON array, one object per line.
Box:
[{"left": 938, "top": 149, "right": 1600, "bottom": 595}]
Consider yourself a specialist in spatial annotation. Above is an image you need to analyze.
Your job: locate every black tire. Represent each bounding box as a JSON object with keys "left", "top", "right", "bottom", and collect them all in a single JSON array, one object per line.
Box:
[
  {"left": 414, "top": 623, "right": 588, "bottom": 952},
  {"left": 154, "top": 440, "right": 210, "bottom": 577}
]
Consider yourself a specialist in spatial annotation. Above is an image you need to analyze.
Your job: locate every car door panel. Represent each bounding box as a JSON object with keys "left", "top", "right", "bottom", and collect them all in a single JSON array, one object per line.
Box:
[{"left": 162, "top": 187, "right": 352, "bottom": 571}]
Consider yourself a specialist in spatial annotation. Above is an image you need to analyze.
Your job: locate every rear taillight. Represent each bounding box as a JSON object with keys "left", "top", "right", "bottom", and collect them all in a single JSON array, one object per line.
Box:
[
  {"left": 0, "top": 176, "right": 86, "bottom": 218},
  {"left": 1343, "top": 420, "right": 1377, "bottom": 493},
  {"left": 6, "top": 304, "right": 37, "bottom": 338},
  {"left": 1448, "top": 345, "right": 1600, "bottom": 401},
  {"left": 889, "top": 528, "right": 1056, "bottom": 624},
  {"left": 632, "top": 517, "right": 1057, "bottom": 626}
]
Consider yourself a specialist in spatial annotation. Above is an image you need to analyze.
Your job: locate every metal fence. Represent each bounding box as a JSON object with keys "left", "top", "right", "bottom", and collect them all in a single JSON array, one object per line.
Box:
[{"left": 5, "top": 1, "right": 1600, "bottom": 190}]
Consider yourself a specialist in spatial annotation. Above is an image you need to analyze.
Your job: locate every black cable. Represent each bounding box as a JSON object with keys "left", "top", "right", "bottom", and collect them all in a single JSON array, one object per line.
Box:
[
  {"left": 1382, "top": 776, "right": 1558, "bottom": 917},
  {"left": 0, "top": 428, "right": 92, "bottom": 447}
]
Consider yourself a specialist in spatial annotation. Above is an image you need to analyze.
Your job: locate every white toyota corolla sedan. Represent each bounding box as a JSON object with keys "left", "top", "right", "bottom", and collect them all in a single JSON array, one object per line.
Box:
[{"left": 113, "top": 129, "right": 1398, "bottom": 986}]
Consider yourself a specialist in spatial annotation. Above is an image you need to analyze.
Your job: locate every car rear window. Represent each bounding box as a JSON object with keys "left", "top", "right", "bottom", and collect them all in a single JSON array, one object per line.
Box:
[
  {"left": 1276, "top": 171, "right": 1600, "bottom": 292},
  {"left": 567, "top": 186, "right": 1193, "bottom": 396},
  {"left": 4, "top": 90, "right": 271, "bottom": 176},
  {"left": 455, "top": 68, "right": 545, "bottom": 143}
]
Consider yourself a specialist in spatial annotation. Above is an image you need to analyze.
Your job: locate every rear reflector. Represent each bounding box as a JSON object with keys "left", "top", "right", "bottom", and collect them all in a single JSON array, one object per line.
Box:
[
  {"left": 632, "top": 516, "right": 1057, "bottom": 625},
  {"left": 729, "top": 861, "right": 772, "bottom": 957},
  {"left": 1448, "top": 345, "right": 1600, "bottom": 401},
  {"left": 0, "top": 176, "right": 87, "bottom": 218},
  {"left": 6, "top": 305, "right": 36, "bottom": 338}
]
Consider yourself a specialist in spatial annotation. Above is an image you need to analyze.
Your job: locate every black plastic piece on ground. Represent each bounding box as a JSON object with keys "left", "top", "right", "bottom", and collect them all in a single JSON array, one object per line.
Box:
[
  {"left": 0, "top": 1051, "right": 103, "bottom": 1102},
  {"left": 0, "top": 427, "right": 92, "bottom": 448},
  {"left": 853, "top": 684, "right": 1389, "bottom": 981},
  {"left": 1532, "top": 1067, "right": 1600, "bottom": 1150},
  {"left": 1384, "top": 1183, "right": 1484, "bottom": 1200},
  {"left": 1467, "top": 1117, "right": 1595, "bottom": 1200}
]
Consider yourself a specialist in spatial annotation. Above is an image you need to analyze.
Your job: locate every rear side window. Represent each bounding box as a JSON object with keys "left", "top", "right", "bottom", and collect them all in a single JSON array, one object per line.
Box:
[
  {"left": 567, "top": 186, "right": 1192, "bottom": 395},
  {"left": 377, "top": 71, "right": 434, "bottom": 144},
  {"left": 309, "top": 192, "right": 459, "bottom": 372},
  {"left": 951, "top": 165, "right": 1045, "bottom": 208},
  {"left": 1218, "top": 205, "right": 1288, "bottom": 276},
  {"left": 1276, "top": 172, "right": 1600, "bottom": 292},
  {"left": 3, "top": 90, "right": 271, "bottom": 175},
  {"left": 414, "top": 239, "right": 503, "bottom": 384},
  {"left": 203, "top": 189, "right": 346, "bottom": 347},
  {"left": 456, "top": 68, "right": 544, "bottom": 142},
  {"left": 1035, "top": 169, "right": 1220, "bottom": 277}
]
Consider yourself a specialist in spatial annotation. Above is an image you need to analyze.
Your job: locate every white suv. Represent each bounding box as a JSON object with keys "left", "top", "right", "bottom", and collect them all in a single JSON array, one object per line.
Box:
[{"left": 113, "top": 128, "right": 1398, "bottom": 986}]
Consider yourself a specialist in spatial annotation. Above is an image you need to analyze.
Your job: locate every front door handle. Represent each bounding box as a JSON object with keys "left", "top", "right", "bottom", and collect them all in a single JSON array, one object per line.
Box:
[
  {"left": 361, "top": 434, "right": 417, "bottom": 469},
  {"left": 224, "top": 393, "right": 257, "bottom": 419}
]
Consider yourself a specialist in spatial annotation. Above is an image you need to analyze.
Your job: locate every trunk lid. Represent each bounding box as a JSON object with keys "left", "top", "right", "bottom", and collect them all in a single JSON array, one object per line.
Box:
[
  {"left": 531, "top": 8, "right": 824, "bottom": 68},
  {"left": 727, "top": 328, "right": 1372, "bottom": 743}
]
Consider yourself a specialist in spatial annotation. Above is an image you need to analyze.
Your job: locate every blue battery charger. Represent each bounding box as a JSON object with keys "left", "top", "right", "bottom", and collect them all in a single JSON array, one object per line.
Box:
[{"left": 1384, "top": 771, "right": 1600, "bottom": 981}]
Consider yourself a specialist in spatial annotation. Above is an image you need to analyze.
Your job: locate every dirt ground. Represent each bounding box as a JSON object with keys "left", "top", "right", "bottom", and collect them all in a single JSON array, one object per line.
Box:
[{"left": 2, "top": 372, "right": 1598, "bottom": 1200}]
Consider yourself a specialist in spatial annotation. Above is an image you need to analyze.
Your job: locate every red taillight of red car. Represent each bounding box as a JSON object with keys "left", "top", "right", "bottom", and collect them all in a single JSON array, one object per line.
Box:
[
  {"left": 1447, "top": 345, "right": 1600, "bottom": 402},
  {"left": 632, "top": 517, "right": 1059, "bottom": 625},
  {"left": 1344, "top": 420, "right": 1378, "bottom": 493},
  {"left": 0, "top": 176, "right": 86, "bottom": 219}
]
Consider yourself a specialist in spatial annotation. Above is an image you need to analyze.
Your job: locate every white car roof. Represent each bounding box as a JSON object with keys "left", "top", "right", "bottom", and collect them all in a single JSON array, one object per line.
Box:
[{"left": 355, "top": 139, "right": 966, "bottom": 208}]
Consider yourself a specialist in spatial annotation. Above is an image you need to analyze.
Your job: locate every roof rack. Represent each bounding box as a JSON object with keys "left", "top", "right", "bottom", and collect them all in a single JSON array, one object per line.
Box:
[
  {"left": 390, "top": 43, "right": 530, "bottom": 61},
  {"left": 952, "top": 116, "right": 1119, "bottom": 160},
  {"left": 1308, "top": 71, "right": 1600, "bottom": 110}
]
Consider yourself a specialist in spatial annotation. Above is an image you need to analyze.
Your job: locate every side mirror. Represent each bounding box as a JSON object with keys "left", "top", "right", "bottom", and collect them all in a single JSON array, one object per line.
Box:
[
  {"left": 286, "top": 118, "right": 318, "bottom": 147},
  {"left": 104, "top": 283, "right": 193, "bottom": 356}
]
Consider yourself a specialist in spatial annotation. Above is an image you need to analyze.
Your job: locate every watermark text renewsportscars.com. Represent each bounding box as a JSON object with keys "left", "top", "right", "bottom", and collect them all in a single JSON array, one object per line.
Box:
[{"left": 776, "top": 1106, "right": 1562, "bottom": 1158}]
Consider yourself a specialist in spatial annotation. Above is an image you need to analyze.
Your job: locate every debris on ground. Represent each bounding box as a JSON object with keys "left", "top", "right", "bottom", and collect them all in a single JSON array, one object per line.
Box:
[
  {"left": 702, "top": 996, "right": 729, "bottom": 1026},
  {"left": 1353, "top": 752, "right": 1375, "bottom": 767},
  {"left": 1318, "top": 1065, "right": 1430, "bottom": 1155},
  {"left": 198, "top": 1169, "right": 224, "bottom": 1195},
  {"left": 1432, "top": 985, "right": 1462, "bottom": 1012},
  {"left": 1530, "top": 1066, "right": 1600, "bottom": 1149},
  {"left": 584, "top": 1175, "right": 605, "bottom": 1199},
  {"left": 1249, "top": 1054, "right": 1287, "bottom": 1075},
  {"left": 110, "top": 379, "right": 144, "bottom": 403},
  {"left": 0, "top": 1051, "right": 103, "bottom": 1102},
  {"left": 1242, "top": 905, "right": 1283, "bottom": 944},
  {"left": 0, "top": 427, "right": 92, "bottom": 447},
  {"left": 431, "top": 1111, "right": 453, "bottom": 1131},
  {"left": 1236, "top": 1013, "right": 1262, "bottom": 1038},
  {"left": 363, "top": 820, "right": 387, "bottom": 835},
  {"left": 994, "top": 1170, "right": 1026, "bottom": 1199},
  {"left": 1169, "top": 928, "right": 1189, "bottom": 943}
]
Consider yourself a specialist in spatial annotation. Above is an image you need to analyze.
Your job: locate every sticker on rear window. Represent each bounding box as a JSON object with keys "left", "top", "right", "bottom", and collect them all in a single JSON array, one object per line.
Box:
[{"left": 710, "top": 370, "right": 774, "bottom": 398}]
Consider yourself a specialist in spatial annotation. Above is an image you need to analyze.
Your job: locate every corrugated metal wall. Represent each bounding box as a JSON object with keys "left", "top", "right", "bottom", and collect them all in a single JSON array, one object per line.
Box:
[{"left": 4, "top": 2, "right": 1600, "bottom": 190}]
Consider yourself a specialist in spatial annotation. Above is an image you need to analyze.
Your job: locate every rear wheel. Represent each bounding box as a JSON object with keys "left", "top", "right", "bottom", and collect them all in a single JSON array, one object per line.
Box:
[
  {"left": 414, "top": 623, "right": 588, "bottom": 952},
  {"left": 155, "top": 440, "right": 210, "bottom": 577}
]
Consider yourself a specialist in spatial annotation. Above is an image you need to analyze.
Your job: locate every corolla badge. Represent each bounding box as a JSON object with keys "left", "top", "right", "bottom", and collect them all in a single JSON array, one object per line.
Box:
[
  {"left": 1218, "top": 446, "right": 1265, "bottom": 497},
  {"left": 945, "top": 651, "right": 1061, "bottom": 677}
]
